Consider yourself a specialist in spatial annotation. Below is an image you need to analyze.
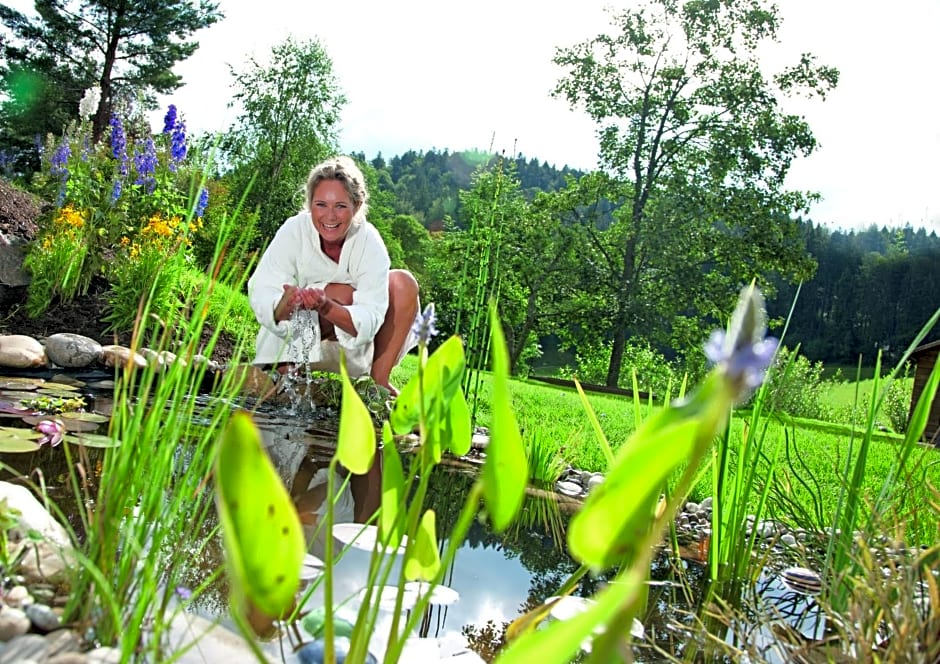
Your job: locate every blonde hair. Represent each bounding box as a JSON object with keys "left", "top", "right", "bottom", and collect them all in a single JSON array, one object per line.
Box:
[{"left": 304, "top": 155, "right": 369, "bottom": 223}]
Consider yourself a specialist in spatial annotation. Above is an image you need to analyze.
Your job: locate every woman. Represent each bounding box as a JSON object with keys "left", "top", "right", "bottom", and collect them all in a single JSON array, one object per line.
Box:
[{"left": 248, "top": 155, "right": 419, "bottom": 394}]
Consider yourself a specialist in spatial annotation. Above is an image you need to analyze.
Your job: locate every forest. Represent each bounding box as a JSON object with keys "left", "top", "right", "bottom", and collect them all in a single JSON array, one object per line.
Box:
[{"left": 366, "top": 148, "right": 940, "bottom": 372}]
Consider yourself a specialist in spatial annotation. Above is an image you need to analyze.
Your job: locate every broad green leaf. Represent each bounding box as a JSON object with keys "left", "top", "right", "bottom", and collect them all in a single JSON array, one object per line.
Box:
[
  {"left": 0, "top": 427, "right": 42, "bottom": 452},
  {"left": 404, "top": 509, "right": 441, "bottom": 582},
  {"left": 568, "top": 375, "right": 730, "bottom": 569},
  {"left": 444, "top": 387, "right": 472, "bottom": 457},
  {"left": 390, "top": 335, "right": 465, "bottom": 435},
  {"left": 336, "top": 354, "right": 376, "bottom": 475},
  {"left": 64, "top": 433, "right": 122, "bottom": 448},
  {"left": 497, "top": 568, "right": 643, "bottom": 664},
  {"left": 302, "top": 605, "right": 355, "bottom": 639},
  {"left": 215, "top": 410, "right": 305, "bottom": 618},
  {"left": 482, "top": 305, "right": 527, "bottom": 532},
  {"left": 380, "top": 423, "right": 405, "bottom": 549}
]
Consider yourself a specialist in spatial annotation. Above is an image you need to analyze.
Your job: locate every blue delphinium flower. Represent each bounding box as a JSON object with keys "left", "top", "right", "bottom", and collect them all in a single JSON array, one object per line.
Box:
[
  {"left": 109, "top": 115, "right": 128, "bottom": 175},
  {"left": 134, "top": 138, "right": 158, "bottom": 193},
  {"left": 111, "top": 178, "right": 123, "bottom": 203},
  {"left": 49, "top": 139, "right": 71, "bottom": 206},
  {"left": 411, "top": 302, "right": 439, "bottom": 345},
  {"left": 162, "top": 104, "right": 178, "bottom": 135},
  {"left": 195, "top": 187, "right": 209, "bottom": 218},
  {"left": 49, "top": 140, "right": 70, "bottom": 179},
  {"left": 704, "top": 284, "right": 778, "bottom": 403},
  {"left": 169, "top": 119, "right": 187, "bottom": 170}
]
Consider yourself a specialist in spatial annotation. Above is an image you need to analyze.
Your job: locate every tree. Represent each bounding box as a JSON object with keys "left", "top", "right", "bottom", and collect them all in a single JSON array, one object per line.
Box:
[
  {"left": 553, "top": 0, "right": 838, "bottom": 386},
  {"left": 0, "top": 0, "right": 222, "bottom": 163},
  {"left": 218, "top": 35, "right": 344, "bottom": 242}
]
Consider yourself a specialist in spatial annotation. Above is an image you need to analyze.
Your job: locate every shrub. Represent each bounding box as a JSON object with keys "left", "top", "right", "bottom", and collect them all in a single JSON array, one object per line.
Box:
[
  {"left": 762, "top": 345, "right": 833, "bottom": 421},
  {"left": 24, "top": 99, "right": 211, "bottom": 326},
  {"left": 563, "top": 337, "right": 679, "bottom": 398},
  {"left": 883, "top": 364, "right": 914, "bottom": 433}
]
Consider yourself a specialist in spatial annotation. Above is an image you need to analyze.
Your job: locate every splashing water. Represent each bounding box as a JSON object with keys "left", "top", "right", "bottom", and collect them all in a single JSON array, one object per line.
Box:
[{"left": 279, "top": 309, "right": 322, "bottom": 415}]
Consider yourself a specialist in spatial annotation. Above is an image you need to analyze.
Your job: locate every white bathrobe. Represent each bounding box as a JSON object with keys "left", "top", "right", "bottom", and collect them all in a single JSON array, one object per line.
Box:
[{"left": 247, "top": 211, "right": 391, "bottom": 377}]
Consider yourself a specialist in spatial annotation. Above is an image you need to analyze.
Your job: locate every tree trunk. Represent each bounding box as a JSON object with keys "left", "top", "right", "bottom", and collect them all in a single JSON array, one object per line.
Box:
[
  {"left": 606, "top": 326, "right": 626, "bottom": 387},
  {"left": 509, "top": 290, "right": 539, "bottom": 373}
]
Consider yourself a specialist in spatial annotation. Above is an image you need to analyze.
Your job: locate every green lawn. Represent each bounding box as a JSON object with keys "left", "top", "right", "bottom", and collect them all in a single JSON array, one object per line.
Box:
[{"left": 391, "top": 352, "right": 940, "bottom": 546}]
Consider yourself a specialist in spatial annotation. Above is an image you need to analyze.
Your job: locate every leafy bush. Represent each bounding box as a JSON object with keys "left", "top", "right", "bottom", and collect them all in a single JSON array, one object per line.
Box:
[
  {"left": 761, "top": 345, "right": 833, "bottom": 421},
  {"left": 883, "top": 365, "right": 913, "bottom": 433},
  {"left": 563, "top": 337, "right": 679, "bottom": 398},
  {"left": 24, "top": 99, "right": 211, "bottom": 328}
]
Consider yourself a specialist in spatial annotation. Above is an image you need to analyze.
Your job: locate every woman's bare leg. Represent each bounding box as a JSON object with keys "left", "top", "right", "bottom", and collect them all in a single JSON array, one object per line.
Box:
[{"left": 370, "top": 269, "right": 419, "bottom": 394}]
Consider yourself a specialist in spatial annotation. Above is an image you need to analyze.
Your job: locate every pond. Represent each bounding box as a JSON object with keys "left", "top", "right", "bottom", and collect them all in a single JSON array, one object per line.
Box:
[{"left": 0, "top": 371, "right": 830, "bottom": 663}]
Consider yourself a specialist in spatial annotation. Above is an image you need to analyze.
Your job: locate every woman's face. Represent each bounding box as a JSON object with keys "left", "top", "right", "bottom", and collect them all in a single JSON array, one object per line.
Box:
[{"left": 310, "top": 179, "right": 357, "bottom": 244}]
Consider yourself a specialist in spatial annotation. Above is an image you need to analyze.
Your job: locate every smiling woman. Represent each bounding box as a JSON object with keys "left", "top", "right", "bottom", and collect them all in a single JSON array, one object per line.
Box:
[{"left": 247, "top": 155, "right": 420, "bottom": 394}]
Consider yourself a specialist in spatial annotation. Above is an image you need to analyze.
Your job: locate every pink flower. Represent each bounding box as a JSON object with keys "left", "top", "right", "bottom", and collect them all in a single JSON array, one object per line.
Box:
[{"left": 35, "top": 419, "right": 65, "bottom": 447}]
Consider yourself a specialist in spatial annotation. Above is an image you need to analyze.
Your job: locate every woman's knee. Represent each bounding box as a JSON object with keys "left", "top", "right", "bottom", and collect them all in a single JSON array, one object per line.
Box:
[
  {"left": 324, "top": 282, "right": 355, "bottom": 305},
  {"left": 388, "top": 269, "right": 419, "bottom": 303}
]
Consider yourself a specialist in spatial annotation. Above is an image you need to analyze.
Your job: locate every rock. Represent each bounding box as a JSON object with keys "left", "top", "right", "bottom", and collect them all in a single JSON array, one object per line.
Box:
[
  {"left": 229, "top": 364, "right": 275, "bottom": 400},
  {"left": 0, "top": 633, "right": 48, "bottom": 662},
  {"left": 586, "top": 473, "right": 605, "bottom": 490},
  {"left": 43, "top": 628, "right": 81, "bottom": 657},
  {"left": 0, "top": 607, "right": 31, "bottom": 641},
  {"left": 555, "top": 480, "right": 583, "bottom": 497},
  {"left": 85, "top": 647, "right": 121, "bottom": 663},
  {"left": 0, "top": 334, "right": 46, "bottom": 369},
  {"left": 0, "top": 482, "right": 70, "bottom": 548},
  {"left": 44, "top": 333, "right": 103, "bottom": 368},
  {"left": 297, "top": 637, "right": 377, "bottom": 664},
  {"left": 25, "top": 603, "right": 61, "bottom": 633},
  {"left": 699, "top": 496, "right": 713, "bottom": 511},
  {"left": 0, "top": 244, "right": 30, "bottom": 287},
  {"left": 100, "top": 345, "right": 147, "bottom": 370},
  {"left": 4, "top": 586, "right": 32, "bottom": 609},
  {"left": 47, "top": 654, "right": 88, "bottom": 664}
]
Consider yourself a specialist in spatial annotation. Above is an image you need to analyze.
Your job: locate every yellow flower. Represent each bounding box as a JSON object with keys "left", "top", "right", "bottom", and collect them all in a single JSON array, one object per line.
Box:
[
  {"left": 119, "top": 236, "right": 130, "bottom": 247},
  {"left": 55, "top": 205, "right": 86, "bottom": 229}
]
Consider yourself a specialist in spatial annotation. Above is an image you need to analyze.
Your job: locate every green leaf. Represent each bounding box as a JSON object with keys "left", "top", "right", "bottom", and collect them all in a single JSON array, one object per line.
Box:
[
  {"left": 0, "top": 427, "right": 42, "bottom": 453},
  {"left": 444, "top": 387, "right": 472, "bottom": 457},
  {"left": 301, "top": 605, "right": 354, "bottom": 639},
  {"left": 64, "top": 433, "right": 122, "bottom": 448},
  {"left": 404, "top": 509, "right": 441, "bottom": 582},
  {"left": 336, "top": 353, "right": 376, "bottom": 475},
  {"left": 390, "top": 335, "right": 465, "bottom": 435},
  {"left": 482, "top": 304, "right": 527, "bottom": 533},
  {"left": 215, "top": 410, "right": 305, "bottom": 618},
  {"left": 380, "top": 422, "right": 405, "bottom": 550}
]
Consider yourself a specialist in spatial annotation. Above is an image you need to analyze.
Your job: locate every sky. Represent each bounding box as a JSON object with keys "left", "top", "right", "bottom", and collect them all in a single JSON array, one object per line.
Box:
[{"left": 8, "top": 0, "right": 940, "bottom": 233}]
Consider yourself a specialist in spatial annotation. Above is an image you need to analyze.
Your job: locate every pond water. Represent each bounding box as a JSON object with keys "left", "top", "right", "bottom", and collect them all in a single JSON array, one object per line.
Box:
[{"left": 0, "top": 371, "right": 829, "bottom": 663}]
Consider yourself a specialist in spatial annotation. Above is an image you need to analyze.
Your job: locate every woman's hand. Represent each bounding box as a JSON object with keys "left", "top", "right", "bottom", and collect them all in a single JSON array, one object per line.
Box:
[{"left": 274, "top": 284, "right": 331, "bottom": 322}]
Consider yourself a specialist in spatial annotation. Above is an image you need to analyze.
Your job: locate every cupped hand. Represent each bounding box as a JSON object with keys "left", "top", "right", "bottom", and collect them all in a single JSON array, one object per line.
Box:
[{"left": 275, "top": 284, "right": 328, "bottom": 322}]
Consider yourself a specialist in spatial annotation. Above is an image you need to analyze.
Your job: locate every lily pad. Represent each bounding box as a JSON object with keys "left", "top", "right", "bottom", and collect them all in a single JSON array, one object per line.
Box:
[
  {"left": 0, "top": 391, "right": 45, "bottom": 402},
  {"left": 60, "top": 412, "right": 108, "bottom": 423},
  {"left": 0, "top": 427, "right": 43, "bottom": 453},
  {"left": 49, "top": 375, "right": 86, "bottom": 387},
  {"left": 37, "top": 386, "right": 83, "bottom": 397},
  {"left": 23, "top": 415, "right": 100, "bottom": 432},
  {"left": 332, "top": 523, "right": 408, "bottom": 554},
  {"left": 0, "top": 378, "right": 42, "bottom": 390},
  {"left": 63, "top": 433, "right": 121, "bottom": 448}
]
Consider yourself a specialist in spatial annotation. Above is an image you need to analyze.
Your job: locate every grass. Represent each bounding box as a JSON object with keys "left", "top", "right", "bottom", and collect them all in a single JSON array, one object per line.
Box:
[{"left": 391, "top": 351, "right": 940, "bottom": 547}]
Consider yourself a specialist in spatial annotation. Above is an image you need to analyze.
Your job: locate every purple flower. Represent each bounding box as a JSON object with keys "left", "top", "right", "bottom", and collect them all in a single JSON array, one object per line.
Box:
[
  {"left": 35, "top": 419, "right": 65, "bottom": 447},
  {"left": 169, "top": 119, "right": 187, "bottom": 169},
  {"left": 109, "top": 115, "right": 128, "bottom": 175},
  {"left": 174, "top": 585, "right": 192, "bottom": 600},
  {"left": 134, "top": 138, "right": 158, "bottom": 193},
  {"left": 111, "top": 178, "right": 123, "bottom": 203},
  {"left": 704, "top": 285, "right": 778, "bottom": 401},
  {"left": 49, "top": 140, "right": 70, "bottom": 178},
  {"left": 411, "top": 302, "right": 438, "bottom": 345},
  {"left": 162, "top": 104, "right": 178, "bottom": 134},
  {"left": 195, "top": 187, "right": 209, "bottom": 217}
]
